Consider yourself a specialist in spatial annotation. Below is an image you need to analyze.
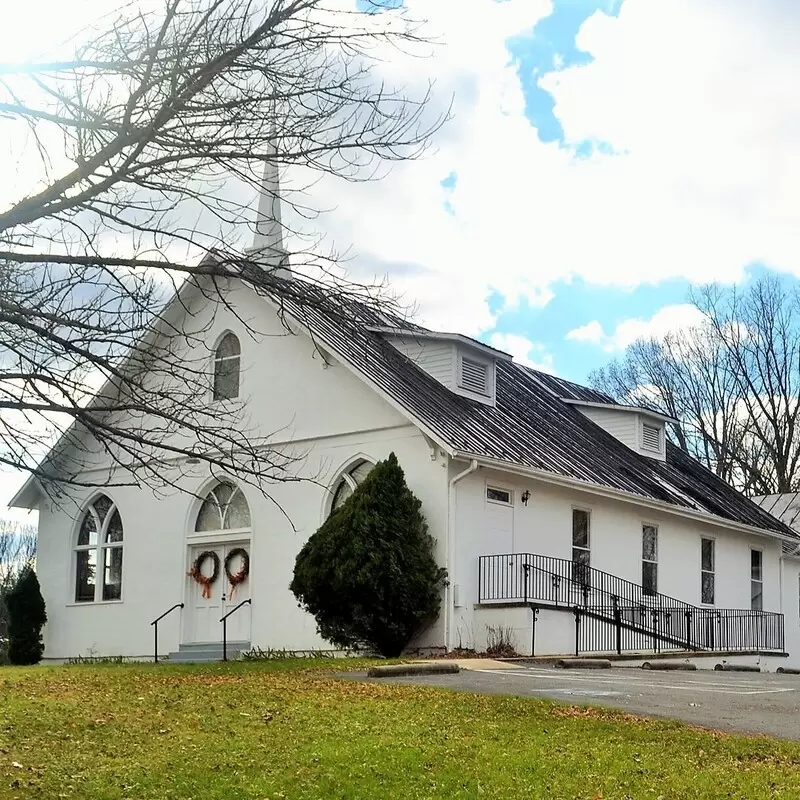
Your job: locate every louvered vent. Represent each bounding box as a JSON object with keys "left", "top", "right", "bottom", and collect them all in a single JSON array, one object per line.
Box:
[
  {"left": 642, "top": 423, "right": 661, "bottom": 452},
  {"left": 459, "top": 356, "right": 489, "bottom": 395}
]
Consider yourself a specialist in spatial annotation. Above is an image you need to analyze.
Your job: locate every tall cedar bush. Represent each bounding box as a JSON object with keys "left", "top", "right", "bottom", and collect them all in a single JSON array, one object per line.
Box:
[
  {"left": 290, "top": 453, "right": 446, "bottom": 657},
  {"left": 5, "top": 567, "right": 47, "bottom": 665}
]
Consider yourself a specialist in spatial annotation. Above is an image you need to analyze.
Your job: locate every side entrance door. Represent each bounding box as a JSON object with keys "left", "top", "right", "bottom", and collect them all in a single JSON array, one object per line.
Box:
[{"left": 185, "top": 542, "right": 251, "bottom": 644}]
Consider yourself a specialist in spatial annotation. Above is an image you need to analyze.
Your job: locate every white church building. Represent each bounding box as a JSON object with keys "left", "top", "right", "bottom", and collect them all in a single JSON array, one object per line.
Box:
[{"left": 12, "top": 171, "right": 800, "bottom": 667}]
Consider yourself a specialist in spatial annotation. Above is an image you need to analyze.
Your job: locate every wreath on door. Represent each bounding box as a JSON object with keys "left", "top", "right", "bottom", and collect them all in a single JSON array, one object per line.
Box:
[
  {"left": 224, "top": 547, "right": 250, "bottom": 600},
  {"left": 187, "top": 550, "right": 220, "bottom": 599}
]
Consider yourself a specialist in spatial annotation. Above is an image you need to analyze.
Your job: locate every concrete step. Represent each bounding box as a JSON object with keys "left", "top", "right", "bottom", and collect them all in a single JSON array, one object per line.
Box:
[
  {"left": 176, "top": 641, "right": 249, "bottom": 653},
  {"left": 167, "top": 641, "right": 250, "bottom": 663}
]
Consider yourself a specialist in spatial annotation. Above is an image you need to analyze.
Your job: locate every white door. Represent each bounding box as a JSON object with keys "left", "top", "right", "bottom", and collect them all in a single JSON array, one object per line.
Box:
[
  {"left": 485, "top": 495, "right": 514, "bottom": 554},
  {"left": 186, "top": 543, "right": 251, "bottom": 644}
]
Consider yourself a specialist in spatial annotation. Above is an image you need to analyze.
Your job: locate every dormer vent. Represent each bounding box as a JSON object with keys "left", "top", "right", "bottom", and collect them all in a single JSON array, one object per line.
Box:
[
  {"left": 367, "top": 326, "right": 512, "bottom": 407},
  {"left": 642, "top": 422, "right": 662, "bottom": 453},
  {"left": 562, "top": 399, "right": 673, "bottom": 462},
  {"left": 459, "top": 356, "right": 489, "bottom": 396}
]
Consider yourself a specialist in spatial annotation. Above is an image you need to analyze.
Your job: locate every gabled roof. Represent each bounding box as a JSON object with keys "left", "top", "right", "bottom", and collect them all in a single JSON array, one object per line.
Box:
[
  {"left": 12, "top": 267, "right": 795, "bottom": 539},
  {"left": 365, "top": 326, "right": 513, "bottom": 361},
  {"left": 561, "top": 399, "right": 679, "bottom": 425},
  {"left": 279, "top": 279, "right": 795, "bottom": 538}
]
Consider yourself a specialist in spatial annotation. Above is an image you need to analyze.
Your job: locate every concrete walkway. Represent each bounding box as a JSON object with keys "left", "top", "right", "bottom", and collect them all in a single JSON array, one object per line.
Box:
[{"left": 415, "top": 658, "right": 522, "bottom": 671}]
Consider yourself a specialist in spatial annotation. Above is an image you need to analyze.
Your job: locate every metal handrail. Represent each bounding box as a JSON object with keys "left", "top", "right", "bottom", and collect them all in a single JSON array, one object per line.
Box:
[
  {"left": 150, "top": 603, "right": 184, "bottom": 664},
  {"left": 479, "top": 553, "right": 785, "bottom": 655},
  {"left": 220, "top": 598, "right": 251, "bottom": 661}
]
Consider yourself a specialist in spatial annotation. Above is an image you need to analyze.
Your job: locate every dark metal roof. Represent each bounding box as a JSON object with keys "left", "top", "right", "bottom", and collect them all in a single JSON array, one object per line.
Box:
[
  {"left": 527, "top": 371, "right": 616, "bottom": 404},
  {"left": 277, "top": 279, "right": 795, "bottom": 538}
]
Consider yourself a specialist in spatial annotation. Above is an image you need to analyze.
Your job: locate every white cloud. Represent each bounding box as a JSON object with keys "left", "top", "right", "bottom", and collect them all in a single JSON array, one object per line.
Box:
[
  {"left": 296, "top": 0, "right": 800, "bottom": 338},
  {"left": 7, "top": 0, "right": 800, "bottom": 334},
  {"left": 567, "top": 303, "right": 705, "bottom": 351},
  {"left": 12, "top": 0, "right": 800, "bottom": 336},
  {"left": 489, "top": 332, "right": 554, "bottom": 373},
  {"left": 565, "top": 320, "right": 605, "bottom": 344}
]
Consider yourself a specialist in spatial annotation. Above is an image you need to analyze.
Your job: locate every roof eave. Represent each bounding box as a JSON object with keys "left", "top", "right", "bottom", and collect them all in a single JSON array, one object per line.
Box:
[
  {"left": 366, "top": 326, "right": 513, "bottom": 362},
  {"left": 452, "top": 450, "right": 797, "bottom": 543},
  {"left": 9, "top": 475, "right": 42, "bottom": 510},
  {"left": 563, "top": 399, "right": 679, "bottom": 425}
]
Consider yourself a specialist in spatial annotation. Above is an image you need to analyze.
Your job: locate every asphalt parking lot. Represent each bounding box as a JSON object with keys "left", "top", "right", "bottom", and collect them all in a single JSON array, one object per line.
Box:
[{"left": 365, "top": 665, "right": 800, "bottom": 740}]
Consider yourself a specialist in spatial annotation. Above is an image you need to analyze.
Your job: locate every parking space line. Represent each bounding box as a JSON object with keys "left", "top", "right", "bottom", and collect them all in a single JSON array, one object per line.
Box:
[
  {"left": 473, "top": 669, "right": 797, "bottom": 695},
  {"left": 494, "top": 667, "right": 787, "bottom": 689}
]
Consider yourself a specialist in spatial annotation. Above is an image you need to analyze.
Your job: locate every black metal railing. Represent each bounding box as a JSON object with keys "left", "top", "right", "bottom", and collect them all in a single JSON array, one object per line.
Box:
[
  {"left": 150, "top": 603, "right": 184, "bottom": 664},
  {"left": 220, "top": 599, "right": 251, "bottom": 661},
  {"left": 478, "top": 553, "right": 785, "bottom": 655}
]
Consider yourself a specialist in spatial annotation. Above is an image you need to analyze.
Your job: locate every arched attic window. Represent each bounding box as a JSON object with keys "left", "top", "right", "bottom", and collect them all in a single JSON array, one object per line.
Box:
[
  {"left": 329, "top": 460, "right": 374, "bottom": 516},
  {"left": 75, "top": 495, "right": 124, "bottom": 602},
  {"left": 213, "top": 332, "right": 241, "bottom": 400},
  {"left": 195, "top": 481, "right": 251, "bottom": 532}
]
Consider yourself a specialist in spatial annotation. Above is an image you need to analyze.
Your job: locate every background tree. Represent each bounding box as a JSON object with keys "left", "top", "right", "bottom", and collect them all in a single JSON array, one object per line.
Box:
[
  {"left": 290, "top": 452, "right": 446, "bottom": 658},
  {"left": 0, "top": 0, "right": 444, "bottom": 498},
  {"left": 4, "top": 566, "right": 47, "bottom": 665},
  {"left": 591, "top": 275, "right": 800, "bottom": 495},
  {"left": 0, "top": 520, "right": 37, "bottom": 662}
]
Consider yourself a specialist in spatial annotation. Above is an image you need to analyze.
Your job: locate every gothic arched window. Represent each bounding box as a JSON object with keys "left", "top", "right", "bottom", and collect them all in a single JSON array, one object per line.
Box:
[
  {"left": 213, "top": 333, "right": 241, "bottom": 400},
  {"left": 195, "top": 481, "right": 251, "bottom": 532},
  {"left": 75, "top": 495, "right": 123, "bottom": 602},
  {"left": 329, "top": 460, "right": 374, "bottom": 515}
]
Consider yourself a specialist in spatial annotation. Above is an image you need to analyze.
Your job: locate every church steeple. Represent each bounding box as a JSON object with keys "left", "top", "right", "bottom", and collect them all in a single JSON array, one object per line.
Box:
[{"left": 246, "top": 141, "right": 289, "bottom": 278}]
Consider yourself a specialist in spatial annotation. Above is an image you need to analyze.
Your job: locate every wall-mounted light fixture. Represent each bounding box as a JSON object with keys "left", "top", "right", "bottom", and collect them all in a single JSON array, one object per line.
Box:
[{"left": 521, "top": 489, "right": 531, "bottom": 506}]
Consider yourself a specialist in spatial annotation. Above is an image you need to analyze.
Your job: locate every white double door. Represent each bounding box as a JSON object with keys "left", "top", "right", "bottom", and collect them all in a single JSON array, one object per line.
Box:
[{"left": 185, "top": 542, "right": 251, "bottom": 644}]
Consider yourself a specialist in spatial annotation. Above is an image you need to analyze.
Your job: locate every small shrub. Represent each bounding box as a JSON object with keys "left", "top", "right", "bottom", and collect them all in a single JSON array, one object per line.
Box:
[
  {"left": 290, "top": 452, "right": 447, "bottom": 658},
  {"left": 485, "top": 624, "right": 519, "bottom": 658},
  {"left": 67, "top": 654, "right": 127, "bottom": 665},
  {"left": 5, "top": 568, "right": 47, "bottom": 665},
  {"left": 240, "top": 647, "right": 343, "bottom": 661}
]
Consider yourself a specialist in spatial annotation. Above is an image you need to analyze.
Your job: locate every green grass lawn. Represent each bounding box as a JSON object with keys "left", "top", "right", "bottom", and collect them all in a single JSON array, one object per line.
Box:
[{"left": 2, "top": 660, "right": 800, "bottom": 799}]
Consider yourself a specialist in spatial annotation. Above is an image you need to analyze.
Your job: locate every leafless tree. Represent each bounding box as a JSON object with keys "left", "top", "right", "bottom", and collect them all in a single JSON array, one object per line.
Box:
[
  {"left": 591, "top": 275, "right": 800, "bottom": 495},
  {"left": 0, "top": 0, "right": 445, "bottom": 498}
]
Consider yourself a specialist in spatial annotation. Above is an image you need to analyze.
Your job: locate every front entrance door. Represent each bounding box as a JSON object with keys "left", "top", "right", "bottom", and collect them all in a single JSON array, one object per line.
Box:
[{"left": 186, "top": 542, "right": 251, "bottom": 644}]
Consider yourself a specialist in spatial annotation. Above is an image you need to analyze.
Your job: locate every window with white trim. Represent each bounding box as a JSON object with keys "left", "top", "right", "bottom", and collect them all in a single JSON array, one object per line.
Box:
[
  {"left": 329, "top": 460, "right": 374, "bottom": 516},
  {"left": 195, "top": 481, "right": 251, "bottom": 532},
  {"left": 701, "top": 538, "right": 715, "bottom": 605},
  {"left": 75, "top": 495, "right": 123, "bottom": 603},
  {"left": 213, "top": 332, "right": 241, "bottom": 400},
  {"left": 750, "top": 549, "right": 763, "bottom": 611},
  {"left": 486, "top": 486, "right": 512, "bottom": 505},
  {"left": 458, "top": 355, "right": 489, "bottom": 396},
  {"left": 572, "top": 509, "right": 591, "bottom": 586},
  {"left": 642, "top": 524, "right": 658, "bottom": 596},
  {"left": 642, "top": 422, "right": 662, "bottom": 452}
]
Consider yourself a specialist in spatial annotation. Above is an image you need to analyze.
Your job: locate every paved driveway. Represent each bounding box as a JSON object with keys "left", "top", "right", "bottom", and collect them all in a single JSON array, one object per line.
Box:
[{"left": 363, "top": 665, "right": 800, "bottom": 740}]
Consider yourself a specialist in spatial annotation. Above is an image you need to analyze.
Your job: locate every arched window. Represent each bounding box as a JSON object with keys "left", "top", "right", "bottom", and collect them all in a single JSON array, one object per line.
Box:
[
  {"left": 195, "top": 481, "right": 251, "bottom": 532},
  {"left": 329, "top": 460, "right": 374, "bottom": 515},
  {"left": 75, "top": 495, "right": 123, "bottom": 603},
  {"left": 213, "top": 332, "right": 241, "bottom": 400}
]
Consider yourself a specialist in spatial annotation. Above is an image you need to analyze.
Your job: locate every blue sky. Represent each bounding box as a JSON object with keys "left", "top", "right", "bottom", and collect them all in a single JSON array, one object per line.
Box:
[
  {"left": 341, "top": 0, "right": 800, "bottom": 387},
  {"left": 5, "top": 0, "right": 796, "bottom": 390},
  {"left": 471, "top": 0, "right": 767, "bottom": 382}
]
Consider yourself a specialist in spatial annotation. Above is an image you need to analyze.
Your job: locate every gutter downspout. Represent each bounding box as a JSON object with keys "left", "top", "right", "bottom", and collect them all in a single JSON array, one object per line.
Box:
[{"left": 445, "top": 458, "right": 478, "bottom": 652}]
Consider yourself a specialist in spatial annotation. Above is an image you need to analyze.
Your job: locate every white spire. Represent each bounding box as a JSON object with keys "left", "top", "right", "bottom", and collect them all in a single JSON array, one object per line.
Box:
[{"left": 246, "top": 140, "right": 290, "bottom": 278}]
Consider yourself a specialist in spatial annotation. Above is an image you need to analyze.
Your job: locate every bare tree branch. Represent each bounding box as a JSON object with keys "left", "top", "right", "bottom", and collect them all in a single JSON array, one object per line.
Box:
[
  {"left": 592, "top": 275, "right": 800, "bottom": 494},
  {"left": 0, "top": 0, "right": 448, "bottom": 500}
]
